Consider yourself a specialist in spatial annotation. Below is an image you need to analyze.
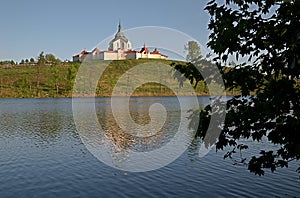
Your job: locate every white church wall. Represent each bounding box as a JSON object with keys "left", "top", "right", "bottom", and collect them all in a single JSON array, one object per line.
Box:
[{"left": 73, "top": 22, "right": 168, "bottom": 61}]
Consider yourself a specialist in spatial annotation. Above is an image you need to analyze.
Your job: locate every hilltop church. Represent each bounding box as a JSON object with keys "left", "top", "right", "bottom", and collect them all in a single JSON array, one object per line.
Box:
[{"left": 73, "top": 22, "right": 168, "bottom": 62}]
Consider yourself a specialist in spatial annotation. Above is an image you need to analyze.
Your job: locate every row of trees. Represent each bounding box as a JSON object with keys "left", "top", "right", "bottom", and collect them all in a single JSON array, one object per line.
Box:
[
  {"left": 19, "top": 58, "right": 35, "bottom": 65},
  {"left": 0, "top": 60, "right": 17, "bottom": 65},
  {"left": 21, "top": 53, "right": 62, "bottom": 65},
  {"left": 0, "top": 52, "right": 63, "bottom": 66}
]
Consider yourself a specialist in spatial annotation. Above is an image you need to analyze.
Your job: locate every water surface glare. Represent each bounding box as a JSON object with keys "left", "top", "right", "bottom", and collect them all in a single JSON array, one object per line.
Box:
[{"left": 0, "top": 97, "right": 299, "bottom": 197}]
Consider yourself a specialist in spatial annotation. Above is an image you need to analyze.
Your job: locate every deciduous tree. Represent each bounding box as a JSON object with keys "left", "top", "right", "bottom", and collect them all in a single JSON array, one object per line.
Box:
[
  {"left": 185, "top": 41, "right": 201, "bottom": 63},
  {"left": 176, "top": 0, "right": 300, "bottom": 175},
  {"left": 30, "top": 58, "right": 35, "bottom": 63},
  {"left": 36, "top": 52, "right": 45, "bottom": 97}
]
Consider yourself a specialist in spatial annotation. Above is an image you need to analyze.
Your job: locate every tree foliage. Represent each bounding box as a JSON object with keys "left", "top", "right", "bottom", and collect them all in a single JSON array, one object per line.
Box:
[
  {"left": 0, "top": 60, "right": 15, "bottom": 65},
  {"left": 175, "top": 0, "right": 300, "bottom": 175},
  {"left": 67, "top": 63, "right": 79, "bottom": 92},
  {"left": 36, "top": 52, "right": 46, "bottom": 97},
  {"left": 45, "top": 53, "right": 60, "bottom": 64},
  {"left": 50, "top": 61, "right": 60, "bottom": 96},
  {"left": 185, "top": 41, "right": 202, "bottom": 63},
  {"left": 206, "top": 0, "right": 300, "bottom": 175},
  {"left": 37, "top": 52, "right": 46, "bottom": 65},
  {"left": 172, "top": 41, "right": 221, "bottom": 91},
  {"left": 172, "top": 41, "right": 204, "bottom": 88}
]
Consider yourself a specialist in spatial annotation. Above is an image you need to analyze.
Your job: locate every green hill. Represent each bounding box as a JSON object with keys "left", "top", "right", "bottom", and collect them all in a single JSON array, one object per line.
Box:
[{"left": 0, "top": 59, "right": 212, "bottom": 98}]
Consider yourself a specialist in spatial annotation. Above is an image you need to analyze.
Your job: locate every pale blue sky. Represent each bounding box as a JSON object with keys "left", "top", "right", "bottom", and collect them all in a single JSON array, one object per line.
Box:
[{"left": 0, "top": 0, "right": 210, "bottom": 62}]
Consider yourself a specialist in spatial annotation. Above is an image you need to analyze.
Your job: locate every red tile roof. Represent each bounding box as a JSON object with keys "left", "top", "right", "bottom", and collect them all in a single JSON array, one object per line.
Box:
[
  {"left": 140, "top": 43, "right": 149, "bottom": 53},
  {"left": 92, "top": 48, "right": 100, "bottom": 53},
  {"left": 73, "top": 45, "right": 168, "bottom": 58}
]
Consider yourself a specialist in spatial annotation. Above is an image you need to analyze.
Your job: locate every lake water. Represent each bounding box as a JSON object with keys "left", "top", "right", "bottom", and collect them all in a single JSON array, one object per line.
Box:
[{"left": 0, "top": 97, "right": 299, "bottom": 197}]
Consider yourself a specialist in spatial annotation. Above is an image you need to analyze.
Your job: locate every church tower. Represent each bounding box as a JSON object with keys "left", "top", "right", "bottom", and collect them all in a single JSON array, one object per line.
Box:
[{"left": 108, "top": 21, "right": 132, "bottom": 51}]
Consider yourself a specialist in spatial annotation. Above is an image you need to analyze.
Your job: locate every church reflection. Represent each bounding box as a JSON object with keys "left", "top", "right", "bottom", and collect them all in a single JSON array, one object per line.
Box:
[{"left": 95, "top": 98, "right": 181, "bottom": 157}]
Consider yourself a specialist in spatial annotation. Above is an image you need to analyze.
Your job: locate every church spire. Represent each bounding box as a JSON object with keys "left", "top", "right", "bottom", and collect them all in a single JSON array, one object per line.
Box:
[
  {"left": 114, "top": 20, "right": 125, "bottom": 39},
  {"left": 118, "top": 20, "right": 122, "bottom": 33}
]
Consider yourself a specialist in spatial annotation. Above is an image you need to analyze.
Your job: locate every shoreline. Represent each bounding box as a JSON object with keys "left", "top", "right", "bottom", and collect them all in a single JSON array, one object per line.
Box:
[{"left": 0, "top": 93, "right": 237, "bottom": 100}]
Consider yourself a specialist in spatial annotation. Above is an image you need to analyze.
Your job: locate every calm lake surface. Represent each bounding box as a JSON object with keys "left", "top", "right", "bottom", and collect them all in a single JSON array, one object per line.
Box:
[{"left": 0, "top": 97, "right": 299, "bottom": 197}]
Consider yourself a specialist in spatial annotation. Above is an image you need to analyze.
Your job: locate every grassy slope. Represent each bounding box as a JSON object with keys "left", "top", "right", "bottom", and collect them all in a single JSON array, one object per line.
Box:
[
  {"left": 0, "top": 59, "right": 224, "bottom": 98},
  {"left": 0, "top": 64, "right": 70, "bottom": 98}
]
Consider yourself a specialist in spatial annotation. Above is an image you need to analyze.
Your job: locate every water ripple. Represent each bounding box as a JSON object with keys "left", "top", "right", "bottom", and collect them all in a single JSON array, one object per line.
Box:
[{"left": 0, "top": 97, "right": 299, "bottom": 197}]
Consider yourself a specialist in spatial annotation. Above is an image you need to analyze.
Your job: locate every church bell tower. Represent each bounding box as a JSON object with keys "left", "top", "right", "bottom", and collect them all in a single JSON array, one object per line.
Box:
[{"left": 108, "top": 21, "right": 132, "bottom": 51}]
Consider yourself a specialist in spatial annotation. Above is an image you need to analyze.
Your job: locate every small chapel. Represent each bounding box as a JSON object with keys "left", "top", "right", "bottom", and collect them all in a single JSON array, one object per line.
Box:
[{"left": 73, "top": 22, "right": 168, "bottom": 62}]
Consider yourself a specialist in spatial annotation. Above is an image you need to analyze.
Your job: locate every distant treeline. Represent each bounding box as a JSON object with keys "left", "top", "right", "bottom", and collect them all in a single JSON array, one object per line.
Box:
[{"left": 0, "top": 52, "right": 73, "bottom": 66}]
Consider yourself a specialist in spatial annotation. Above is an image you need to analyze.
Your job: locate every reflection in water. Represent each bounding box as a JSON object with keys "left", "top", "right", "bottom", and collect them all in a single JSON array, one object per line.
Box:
[
  {"left": 0, "top": 98, "right": 300, "bottom": 197},
  {"left": 0, "top": 99, "right": 73, "bottom": 145},
  {"left": 95, "top": 97, "right": 183, "bottom": 164},
  {"left": 97, "top": 97, "right": 181, "bottom": 151},
  {"left": 187, "top": 137, "right": 202, "bottom": 162}
]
